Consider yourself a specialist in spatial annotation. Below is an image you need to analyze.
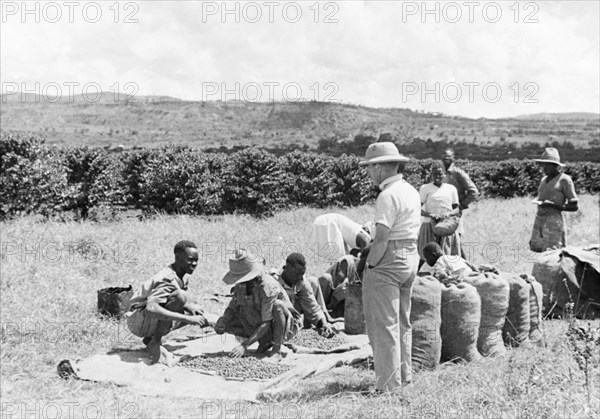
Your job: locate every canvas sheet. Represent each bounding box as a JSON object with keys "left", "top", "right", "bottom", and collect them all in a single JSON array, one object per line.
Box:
[
  {"left": 562, "top": 245, "right": 600, "bottom": 273},
  {"left": 59, "top": 331, "right": 371, "bottom": 401}
]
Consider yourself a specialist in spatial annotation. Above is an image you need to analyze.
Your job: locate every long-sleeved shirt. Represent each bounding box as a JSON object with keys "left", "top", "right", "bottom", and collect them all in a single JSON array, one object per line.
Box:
[
  {"left": 270, "top": 268, "right": 325, "bottom": 327},
  {"left": 221, "top": 273, "right": 290, "bottom": 334},
  {"left": 444, "top": 164, "right": 479, "bottom": 209}
]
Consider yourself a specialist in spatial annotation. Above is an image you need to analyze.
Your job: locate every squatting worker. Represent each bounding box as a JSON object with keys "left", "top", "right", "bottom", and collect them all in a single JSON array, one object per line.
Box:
[
  {"left": 214, "top": 249, "right": 302, "bottom": 362},
  {"left": 270, "top": 253, "right": 336, "bottom": 336},
  {"left": 441, "top": 148, "right": 479, "bottom": 259},
  {"left": 359, "top": 142, "right": 421, "bottom": 391},
  {"left": 317, "top": 254, "right": 360, "bottom": 319},
  {"left": 529, "top": 148, "right": 578, "bottom": 252},
  {"left": 125, "top": 240, "right": 209, "bottom": 366}
]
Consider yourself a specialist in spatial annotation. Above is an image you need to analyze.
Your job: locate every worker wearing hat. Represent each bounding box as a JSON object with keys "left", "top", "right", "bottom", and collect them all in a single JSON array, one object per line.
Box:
[
  {"left": 359, "top": 142, "right": 421, "bottom": 392},
  {"left": 529, "top": 148, "right": 579, "bottom": 252},
  {"left": 214, "top": 249, "right": 301, "bottom": 361}
]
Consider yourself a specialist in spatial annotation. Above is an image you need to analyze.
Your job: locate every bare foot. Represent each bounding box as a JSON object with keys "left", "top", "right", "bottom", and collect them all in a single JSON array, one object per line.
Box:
[
  {"left": 256, "top": 342, "right": 273, "bottom": 354},
  {"left": 147, "top": 339, "right": 162, "bottom": 364},
  {"left": 158, "top": 346, "right": 177, "bottom": 367},
  {"left": 264, "top": 351, "right": 283, "bottom": 363},
  {"left": 147, "top": 339, "right": 179, "bottom": 367}
]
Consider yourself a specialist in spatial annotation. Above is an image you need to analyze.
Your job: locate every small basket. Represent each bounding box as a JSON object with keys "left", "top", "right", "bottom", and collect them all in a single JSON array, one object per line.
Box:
[{"left": 97, "top": 286, "right": 133, "bottom": 318}]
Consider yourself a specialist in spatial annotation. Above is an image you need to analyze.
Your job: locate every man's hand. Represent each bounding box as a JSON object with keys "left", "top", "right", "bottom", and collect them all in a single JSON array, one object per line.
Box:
[
  {"left": 214, "top": 318, "right": 226, "bottom": 334},
  {"left": 465, "top": 260, "right": 479, "bottom": 272},
  {"left": 184, "top": 303, "right": 205, "bottom": 316},
  {"left": 282, "top": 300, "right": 301, "bottom": 320},
  {"left": 187, "top": 314, "right": 207, "bottom": 327},
  {"left": 332, "top": 280, "right": 348, "bottom": 303},
  {"left": 540, "top": 201, "right": 562, "bottom": 211},
  {"left": 478, "top": 264, "right": 499, "bottom": 274},
  {"left": 318, "top": 322, "right": 335, "bottom": 338},
  {"left": 289, "top": 306, "right": 302, "bottom": 320},
  {"left": 230, "top": 344, "right": 246, "bottom": 358}
]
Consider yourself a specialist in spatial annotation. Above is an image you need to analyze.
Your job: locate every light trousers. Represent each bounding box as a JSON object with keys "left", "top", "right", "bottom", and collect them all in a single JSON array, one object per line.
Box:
[{"left": 363, "top": 240, "right": 418, "bottom": 391}]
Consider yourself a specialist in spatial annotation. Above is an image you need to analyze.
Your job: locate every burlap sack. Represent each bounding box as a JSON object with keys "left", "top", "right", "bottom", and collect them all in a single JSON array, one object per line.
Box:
[
  {"left": 532, "top": 247, "right": 600, "bottom": 319},
  {"left": 521, "top": 274, "right": 546, "bottom": 347},
  {"left": 501, "top": 272, "right": 531, "bottom": 346},
  {"left": 463, "top": 272, "right": 509, "bottom": 357},
  {"left": 410, "top": 275, "right": 442, "bottom": 371},
  {"left": 441, "top": 282, "right": 482, "bottom": 363},
  {"left": 530, "top": 249, "right": 562, "bottom": 315}
]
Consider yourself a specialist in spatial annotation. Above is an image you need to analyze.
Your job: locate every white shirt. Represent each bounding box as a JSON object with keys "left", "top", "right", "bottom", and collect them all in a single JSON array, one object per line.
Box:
[
  {"left": 307, "top": 213, "right": 364, "bottom": 262},
  {"left": 419, "top": 183, "right": 459, "bottom": 223},
  {"left": 374, "top": 174, "right": 421, "bottom": 241},
  {"left": 420, "top": 255, "right": 473, "bottom": 275}
]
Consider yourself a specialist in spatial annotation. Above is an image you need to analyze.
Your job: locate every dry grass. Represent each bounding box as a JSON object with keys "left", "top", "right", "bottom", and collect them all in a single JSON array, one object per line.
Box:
[{"left": 1, "top": 195, "right": 599, "bottom": 418}]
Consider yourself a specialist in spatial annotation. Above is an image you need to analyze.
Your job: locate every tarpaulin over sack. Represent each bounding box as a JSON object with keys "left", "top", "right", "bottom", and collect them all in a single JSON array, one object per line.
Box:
[
  {"left": 440, "top": 282, "right": 481, "bottom": 363},
  {"left": 521, "top": 274, "right": 545, "bottom": 347},
  {"left": 501, "top": 273, "right": 531, "bottom": 347},
  {"left": 411, "top": 275, "right": 442, "bottom": 371},
  {"left": 463, "top": 272, "right": 509, "bottom": 357},
  {"left": 531, "top": 245, "right": 600, "bottom": 319}
]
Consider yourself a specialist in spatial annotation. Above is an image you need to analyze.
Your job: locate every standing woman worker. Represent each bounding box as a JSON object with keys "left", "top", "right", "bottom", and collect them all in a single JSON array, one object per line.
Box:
[
  {"left": 417, "top": 161, "right": 461, "bottom": 269},
  {"left": 529, "top": 148, "right": 578, "bottom": 252}
]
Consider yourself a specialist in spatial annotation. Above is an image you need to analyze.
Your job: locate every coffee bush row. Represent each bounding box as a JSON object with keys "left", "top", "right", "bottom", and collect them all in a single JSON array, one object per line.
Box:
[{"left": 1, "top": 133, "right": 598, "bottom": 220}]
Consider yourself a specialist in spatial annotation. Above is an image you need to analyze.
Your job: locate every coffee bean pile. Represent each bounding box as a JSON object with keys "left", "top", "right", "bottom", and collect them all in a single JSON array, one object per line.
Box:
[
  {"left": 288, "top": 329, "right": 350, "bottom": 351},
  {"left": 182, "top": 353, "right": 292, "bottom": 380}
]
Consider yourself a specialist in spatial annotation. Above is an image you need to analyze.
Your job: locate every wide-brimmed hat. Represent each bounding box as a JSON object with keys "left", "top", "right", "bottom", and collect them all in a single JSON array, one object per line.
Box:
[
  {"left": 534, "top": 148, "right": 564, "bottom": 166},
  {"left": 222, "top": 249, "right": 264, "bottom": 285},
  {"left": 358, "top": 142, "right": 409, "bottom": 166}
]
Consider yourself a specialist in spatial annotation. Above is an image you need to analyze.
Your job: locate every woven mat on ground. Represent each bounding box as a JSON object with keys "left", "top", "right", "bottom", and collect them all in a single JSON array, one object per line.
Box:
[{"left": 57, "top": 330, "right": 370, "bottom": 401}]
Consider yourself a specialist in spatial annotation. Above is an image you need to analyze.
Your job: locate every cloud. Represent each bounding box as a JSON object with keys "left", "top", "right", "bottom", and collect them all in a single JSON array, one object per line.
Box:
[{"left": 1, "top": 0, "right": 597, "bottom": 118}]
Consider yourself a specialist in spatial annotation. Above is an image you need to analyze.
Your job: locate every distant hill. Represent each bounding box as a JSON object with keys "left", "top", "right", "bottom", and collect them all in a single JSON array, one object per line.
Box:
[
  {"left": 1, "top": 92, "right": 183, "bottom": 104},
  {"left": 1, "top": 93, "right": 598, "bottom": 152},
  {"left": 513, "top": 112, "right": 600, "bottom": 121}
]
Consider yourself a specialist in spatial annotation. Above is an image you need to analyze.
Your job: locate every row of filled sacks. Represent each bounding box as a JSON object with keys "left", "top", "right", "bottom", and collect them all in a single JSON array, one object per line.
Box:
[{"left": 411, "top": 271, "right": 544, "bottom": 371}]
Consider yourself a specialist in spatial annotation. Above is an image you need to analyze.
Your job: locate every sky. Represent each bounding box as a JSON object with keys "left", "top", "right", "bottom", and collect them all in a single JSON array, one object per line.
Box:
[{"left": 1, "top": 0, "right": 599, "bottom": 118}]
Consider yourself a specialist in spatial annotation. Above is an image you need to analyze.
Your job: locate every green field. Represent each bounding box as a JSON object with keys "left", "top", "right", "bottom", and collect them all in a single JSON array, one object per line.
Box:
[{"left": 1, "top": 195, "right": 599, "bottom": 418}]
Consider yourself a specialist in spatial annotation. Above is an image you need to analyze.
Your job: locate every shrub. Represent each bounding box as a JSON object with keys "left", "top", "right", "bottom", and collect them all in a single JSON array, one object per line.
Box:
[
  {"left": 59, "top": 147, "right": 120, "bottom": 218},
  {"left": 1, "top": 135, "right": 599, "bottom": 220},
  {"left": 137, "top": 146, "right": 227, "bottom": 215},
  {"left": 221, "top": 148, "right": 291, "bottom": 216},
  {"left": 1, "top": 147, "right": 72, "bottom": 218}
]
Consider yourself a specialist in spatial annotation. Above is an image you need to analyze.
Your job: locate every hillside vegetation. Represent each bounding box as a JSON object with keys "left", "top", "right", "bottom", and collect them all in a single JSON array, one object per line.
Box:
[{"left": 2, "top": 95, "right": 599, "bottom": 160}]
